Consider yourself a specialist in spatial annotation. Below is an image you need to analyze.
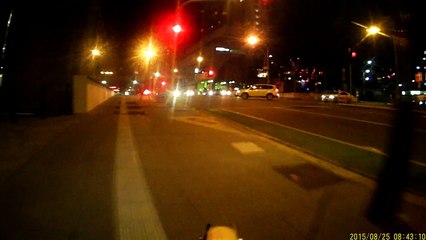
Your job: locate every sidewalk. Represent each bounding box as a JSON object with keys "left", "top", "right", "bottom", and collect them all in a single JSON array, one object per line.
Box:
[{"left": 0, "top": 114, "right": 80, "bottom": 185}]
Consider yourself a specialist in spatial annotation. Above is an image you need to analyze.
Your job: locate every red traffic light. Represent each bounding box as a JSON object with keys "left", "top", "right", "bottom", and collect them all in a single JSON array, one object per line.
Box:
[
  {"left": 351, "top": 52, "right": 357, "bottom": 58},
  {"left": 207, "top": 70, "right": 215, "bottom": 76},
  {"left": 172, "top": 24, "right": 182, "bottom": 33}
]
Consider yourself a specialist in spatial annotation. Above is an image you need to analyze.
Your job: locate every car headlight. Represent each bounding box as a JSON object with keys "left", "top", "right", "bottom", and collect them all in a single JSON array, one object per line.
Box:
[
  {"left": 184, "top": 90, "right": 195, "bottom": 96},
  {"left": 220, "top": 90, "right": 232, "bottom": 96},
  {"left": 329, "top": 95, "right": 335, "bottom": 99}
]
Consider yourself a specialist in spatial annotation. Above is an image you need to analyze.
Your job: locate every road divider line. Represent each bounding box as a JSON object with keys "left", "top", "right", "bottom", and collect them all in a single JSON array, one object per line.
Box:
[
  {"left": 114, "top": 103, "right": 168, "bottom": 240},
  {"left": 273, "top": 106, "right": 392, "bottom": 127}
]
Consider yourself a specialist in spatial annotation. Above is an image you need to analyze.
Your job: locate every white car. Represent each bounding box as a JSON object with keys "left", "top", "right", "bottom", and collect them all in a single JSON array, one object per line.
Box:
[
  {"left": 321, "top": 91, "right": 355, "bottom": 103},
  {"left": 236, "top": 84, "right": 280, "bottom": 100}
]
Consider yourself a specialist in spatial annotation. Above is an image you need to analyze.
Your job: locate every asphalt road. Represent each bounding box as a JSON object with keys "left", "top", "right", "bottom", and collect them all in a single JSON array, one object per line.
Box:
[
  {"left": 126, "top": 96, "right": 381, "bottom": 239},
  {"left": 0, "top": 95, "right": 425, "bottom": 239}
]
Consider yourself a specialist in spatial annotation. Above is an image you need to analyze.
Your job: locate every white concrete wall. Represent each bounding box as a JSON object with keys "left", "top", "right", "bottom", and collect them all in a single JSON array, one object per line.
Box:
[{"left": 73, "top": 75, "right": 114, "bottom": 113}]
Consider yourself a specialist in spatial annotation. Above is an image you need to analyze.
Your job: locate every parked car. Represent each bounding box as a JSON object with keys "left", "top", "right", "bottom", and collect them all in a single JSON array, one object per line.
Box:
[
  {"left": 321, "top": 90, "right": 355, "bottom": 103},
  {"left": 236, "top": 84, "right": 280, "bottom": 100}
]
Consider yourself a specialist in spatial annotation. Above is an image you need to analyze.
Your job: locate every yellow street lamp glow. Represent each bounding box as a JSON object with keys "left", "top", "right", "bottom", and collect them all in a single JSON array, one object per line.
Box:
[
  {"left": 366, "top": 26, "right": 381, "bottom": 36},
  {"left": 197, "top": 56, "right": 203, "bottom": 63},
  {"left": 144, "top": 48, "right": 155, "bottom": 59},
  {"left": 154, "top": 71, "right": 161, "bottom": 78},
  {"left": 352, "top": 21, "right": 391, "bottom": 39},
  {"left": 247, "top": 35, "right": 260, "bottom": 46},
  {"left": 91, "top": 49, "right": 101, "bottom": 56},
  {"left": 173, "top": 68, "right": 178, "bottom": 73}
]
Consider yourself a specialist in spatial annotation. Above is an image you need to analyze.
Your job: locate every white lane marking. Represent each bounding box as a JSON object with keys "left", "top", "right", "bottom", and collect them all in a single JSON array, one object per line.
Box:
[
  {"left": 223, "top": 110, "right": 426, "bottom": 168},
  {"left": 273, "top": 106, "right": 426, "bottom": 133},
  {"left": 273, "top": 106, "right": 393, "bottom": 127},
  {"left": 232, "top": 142, "right": 264, "bottom": 154},
  {"left": 114, "top": 108, "right": 168, "bottom": 240}
]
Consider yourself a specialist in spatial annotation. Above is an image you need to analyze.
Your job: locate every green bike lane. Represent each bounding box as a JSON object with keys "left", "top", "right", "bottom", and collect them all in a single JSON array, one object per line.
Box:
[{"left": 208, "top": 109, "right": 426, "bottom": 197}]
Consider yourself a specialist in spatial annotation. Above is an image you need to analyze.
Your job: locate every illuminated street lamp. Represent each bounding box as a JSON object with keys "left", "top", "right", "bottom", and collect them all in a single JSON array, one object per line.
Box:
[
  {"left": 246, "top": 35, "right": 260, "bottom": 46},
  {"left": 352, "top": 21, "right": 401, "bottom": 101},
  {"left": 90, "top": 48, "right": 102, "bottom": 77},
  {"left": 139, "top": 38, "right": 158, "bottom": 91},
  {"left": 197, "top": 56, "right": 203, "bottom": 63},
  {"left": 366, "top": 26, "right": 381, "bottom": 36},
  {"left": 246, "top": 34, "right": 270, "bottom": 83},
  {"left": 143, "top": 48, "right": 156, "bottom": 63},
  {"left": 91, "top": 48, "right": 101, "bottom": 57}
]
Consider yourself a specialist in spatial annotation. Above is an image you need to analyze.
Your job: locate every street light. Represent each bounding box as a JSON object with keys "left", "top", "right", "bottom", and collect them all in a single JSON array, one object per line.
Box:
[
  {"left": 246, "top": 34, "right": 270, "bottom": 83},
  {"left": 197, "top": 56, "right": 203, "bottom": 63},
  {"left": 139, "top": 38, "right": 158, "bottom": 91},
  {"left": 366, "top": 26, "right": 381, "bottom": 36},
  {"left": 247, "top": 36, "right": 260, "bottom": 46},
  {"left": 352, "top": 21, "right": 402, "bottom": 102},
  {"left": 90, "top": 48, "right": 102, "bottom": 78},
  {"left": 91, "top": 48, "right": 101, "bottom": 57},
  {"left": 143, "top": 47, "right": 156, "bottom": 63}
]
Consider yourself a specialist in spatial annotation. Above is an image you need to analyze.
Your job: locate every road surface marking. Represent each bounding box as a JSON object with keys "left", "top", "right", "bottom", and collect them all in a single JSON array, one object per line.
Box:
[
  {"left": 223, "top": 109, "right": 426, "bottom": 168},
  {"left": 172, "top": 116, "right": 241, "bottom": 134},
  {"left": 231, "top": 142, "right": 264, "bottom": 154},
  {"left": 114, "top": 104, "right": 168, "bottom": 240}
]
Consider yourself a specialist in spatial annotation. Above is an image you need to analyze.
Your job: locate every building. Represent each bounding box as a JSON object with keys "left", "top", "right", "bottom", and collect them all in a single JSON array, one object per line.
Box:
[{"left": 175, "top": 0, "right": 271, "bottom": 92}]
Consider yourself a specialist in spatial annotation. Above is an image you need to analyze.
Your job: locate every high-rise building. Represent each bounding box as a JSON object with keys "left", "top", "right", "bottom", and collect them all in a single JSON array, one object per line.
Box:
[{"left": 177, "top": 0, "right": 271, "bottom": 90}]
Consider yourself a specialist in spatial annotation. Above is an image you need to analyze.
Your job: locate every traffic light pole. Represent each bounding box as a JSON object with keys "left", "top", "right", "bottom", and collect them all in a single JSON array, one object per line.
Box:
[
  {"left": 266, "top": 47, "right": 270, "bottom": 84},
  {"left": 348, "top": 47, "right": 353, "bottom": 95}
]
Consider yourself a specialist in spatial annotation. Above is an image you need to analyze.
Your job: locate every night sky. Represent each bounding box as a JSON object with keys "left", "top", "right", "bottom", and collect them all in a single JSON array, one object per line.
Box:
[
  {"left": 2, "top": 0, "right": 424, "bottom": 67},
  {"left": 1, "top": 0, "right": 425, "bottom": 86},
  {"left": 98, "top": 0, "right": 425, "bottom": 65}
]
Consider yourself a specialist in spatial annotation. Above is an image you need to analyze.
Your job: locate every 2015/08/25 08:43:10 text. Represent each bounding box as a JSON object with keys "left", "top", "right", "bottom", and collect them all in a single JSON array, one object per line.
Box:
[{"left": 349, "top": 233, "right": 426, "bottom": 240}]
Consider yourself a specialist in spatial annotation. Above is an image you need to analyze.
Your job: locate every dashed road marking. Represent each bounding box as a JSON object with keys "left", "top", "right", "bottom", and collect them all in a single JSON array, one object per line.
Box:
[{"left": 231, "top": 142, "right": 264, "bottom": 154}]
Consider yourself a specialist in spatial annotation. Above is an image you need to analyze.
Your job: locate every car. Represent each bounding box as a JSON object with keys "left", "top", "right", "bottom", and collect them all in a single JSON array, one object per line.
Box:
[
  {"left": 412, "top": 94, "right": 426, "bottom": 106},
  {"left": 236, "top": 84, "right": 280, "bottom": 100},
  {"left": 321, "top": 90, "right": 355, "bottom": 103}
]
